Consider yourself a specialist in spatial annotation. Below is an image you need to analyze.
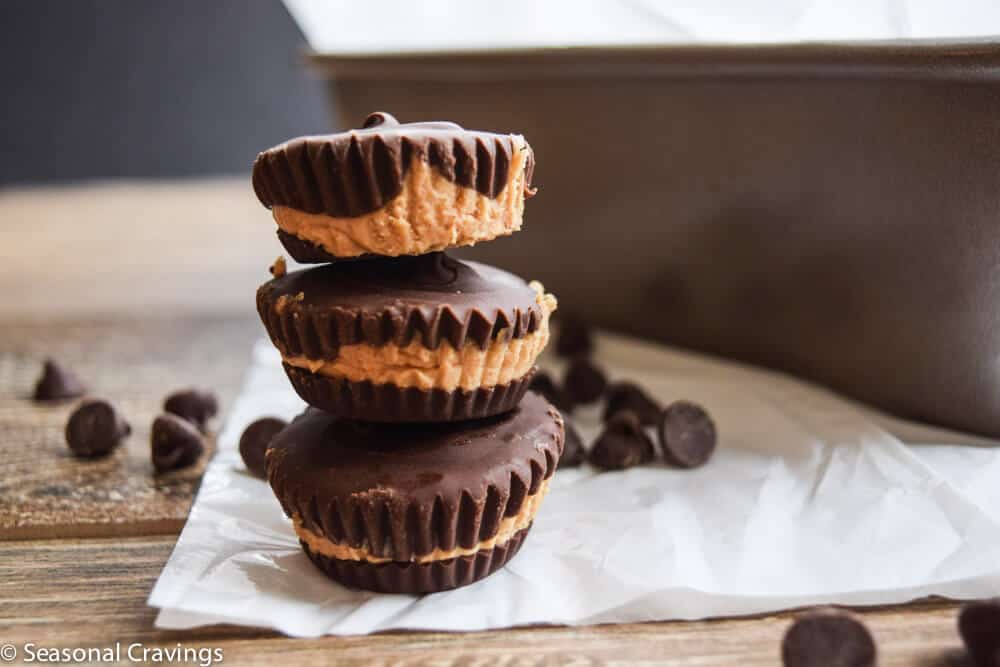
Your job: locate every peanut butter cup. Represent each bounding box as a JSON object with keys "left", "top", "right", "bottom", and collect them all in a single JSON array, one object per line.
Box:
[
  {"left": 266, "top": 391, "right": 563, "bottom": 593},
  {"left": 252, "top": 112, "right": 555, "bottom": 594},
  {"left": 252, "top": 112, "right": 535, "bottom": 260},
  {"left": 257, "top": 252, "right": 556, "bottom": 422}
]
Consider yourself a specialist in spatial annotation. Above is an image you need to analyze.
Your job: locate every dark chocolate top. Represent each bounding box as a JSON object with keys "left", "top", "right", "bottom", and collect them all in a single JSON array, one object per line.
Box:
[
  {"left": 256, "top": 253, "right": 545, "bottom": 358},
  {"left": 267, "top": 391, "right": 563, "bottom": 559},
  {"left": 252, "top": 112, "right": 534, "bottom": 217}
]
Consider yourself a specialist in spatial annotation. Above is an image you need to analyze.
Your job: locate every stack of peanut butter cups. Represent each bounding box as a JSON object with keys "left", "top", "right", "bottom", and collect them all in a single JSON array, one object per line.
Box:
[{"left": 250, "top": 112, "right": 564, "bottom": 594}]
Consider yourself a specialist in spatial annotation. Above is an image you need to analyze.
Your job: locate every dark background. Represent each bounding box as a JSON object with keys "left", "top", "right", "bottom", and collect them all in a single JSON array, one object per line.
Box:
[{"left": 0, "top": 0, "right": 331, "bottom": 186}]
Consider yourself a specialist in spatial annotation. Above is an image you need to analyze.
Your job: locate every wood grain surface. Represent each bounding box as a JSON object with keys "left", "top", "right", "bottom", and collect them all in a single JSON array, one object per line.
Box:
[
  {"left": 0, "top": 537, "right": 971, "bottom": 666},
  {"left": 0, "top": 182, "right": 980, "bottom": 665},
  {"left": 0, "top": 181, "right": 276, "bottom": 319},
  {"left": 0, "top": 316, "right": 257, "bottom": 539}
]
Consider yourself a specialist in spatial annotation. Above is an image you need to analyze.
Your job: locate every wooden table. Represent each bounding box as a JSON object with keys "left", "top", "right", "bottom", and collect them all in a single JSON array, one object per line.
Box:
[{"left": 0, "top": 182, "right": 972, "bottom": 665}]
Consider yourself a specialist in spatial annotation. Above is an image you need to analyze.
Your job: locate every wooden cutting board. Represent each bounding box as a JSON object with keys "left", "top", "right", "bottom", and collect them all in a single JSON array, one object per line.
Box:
[{"left": 0, "top": 315, "right": 258, "bottom": 539}]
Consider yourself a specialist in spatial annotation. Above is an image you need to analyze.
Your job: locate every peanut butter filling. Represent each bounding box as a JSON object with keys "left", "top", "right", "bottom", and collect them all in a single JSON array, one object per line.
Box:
[
  {"left": 281, "top": 285, "right": 556, "bottom": 391},
  {"left": 272, "top": 136, "right": 531, "bottom": 258},
  {"left": 295, "top": 480, "right": 549, "bottom": 564}
]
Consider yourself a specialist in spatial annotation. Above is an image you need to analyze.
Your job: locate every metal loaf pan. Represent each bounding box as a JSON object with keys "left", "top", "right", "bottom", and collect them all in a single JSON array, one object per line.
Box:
[{"left": 311, "top": 41, "right": 1000, "bottom": 436}]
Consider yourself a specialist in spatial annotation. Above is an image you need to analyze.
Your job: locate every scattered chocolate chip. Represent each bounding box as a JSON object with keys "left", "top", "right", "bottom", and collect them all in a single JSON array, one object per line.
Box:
[
  {"left": 530, "top": 371, "right": 573, "bottom": 411},
  {"left": 959, "top": 599, "right": 1000, "bottom": 667},
  {"left": 529, "top": 371, "right": 560, "bottom": 402},
  {"left": 558, "top": 410, "right": 585, "bottom": 467},
  {"left": 151, "top": 413, "right": 204, "bottom": 473},
  {"left": 163, "top": 388, "right": 218, "bottom": 433},
  {"left": 563, "top": 358, "right": 607, "bottom": 406},
  {"left": 603, "top": 381, "right": 662, "bottom": 426},
  {"left": 33, "top": 358, "right": 87, "bottom": 402},
  {"left": 781, "top": 608, "right": 876, "bottom": 667},
  {"left": 65, "top": 399, "right": 130, "bottom": 458},
  {"left": 555, "top": 312, "right": 594, "bottom": 359},
  {"left": 588, "top": 410, "right": 655, "bottom": 470},
  {"left": 239, "top": 417, "right": 288, "bottom": 479},
  {"left": 658, "top": 400, "right": 717, "bottom": 469},
  {"left": 269, "top": 255, "right": 287, "bottom": 278}
]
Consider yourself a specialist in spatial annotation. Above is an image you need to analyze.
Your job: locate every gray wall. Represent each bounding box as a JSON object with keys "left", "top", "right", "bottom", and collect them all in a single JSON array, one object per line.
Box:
[{"left": 0, "top": 0, "right": 331, "bottom": 185}]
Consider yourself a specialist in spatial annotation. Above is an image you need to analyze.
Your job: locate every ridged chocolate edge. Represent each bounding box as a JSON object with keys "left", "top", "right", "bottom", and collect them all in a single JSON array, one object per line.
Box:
[
  {"left": 253, "top": 132, "right": 529, "bottom": 218},
  {"left": 301, "top": 525, "right": 531, "bottom": 594},
  {"left": 277, "top": 229, "right": 378, "bottom": 264},
  {"left": 272, "top": 393, "right": 563, "bottom": 560},
  {"left": 256, "top": 283, "right": 545, "bottom": 355},
  {"left": 282, "top": 362, "right": 537, "bottom": 422}
]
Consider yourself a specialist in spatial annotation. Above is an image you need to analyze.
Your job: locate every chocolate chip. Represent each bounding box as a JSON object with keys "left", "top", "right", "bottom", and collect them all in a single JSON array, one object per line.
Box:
[
  {"left": 151, "top": 413, "right": 204, "bottom": 473},
  {"left": 588, "top": 410, "right": 655, "bottom": 470},
  {"left": 781, "top": 608, "right": 876, "bottom": 667},
  {"left": 959, "top": 599, "right": 1000, "bottom": 667},
  {"left": 558, "top": 410, "right": 585, "bottom": 467},
  {"left": 658, "top": 400, "right": 717, "bottom": 469},
  {"left": 163, "top": 388, "right": 218, "bottom": 433},
  {"left": 33, "top": 358, "right": 87, "bottom": 402},
  {"left": 530, "top": 371, "right": 573, "bottom": 411},
  {"left": 555, "top": 312, "right": 593, "bottom": 359},
  {"left": 65, "top": 399, "right": 130, "bottom": 458},
  {"left": 603, "top": 381, "right": 662, "bottom": 426},
  {"left": 239, "top": 417, "right": 288, "bottom": 479},
  {"left": 563, "top": 358, "right": 607, "bottom": 406}
]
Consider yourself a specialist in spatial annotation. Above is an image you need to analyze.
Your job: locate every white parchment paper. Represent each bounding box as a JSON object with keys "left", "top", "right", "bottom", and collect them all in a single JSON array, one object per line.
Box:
[{"left": 149, "top": 333, "right": 1000, "bottom": 637}]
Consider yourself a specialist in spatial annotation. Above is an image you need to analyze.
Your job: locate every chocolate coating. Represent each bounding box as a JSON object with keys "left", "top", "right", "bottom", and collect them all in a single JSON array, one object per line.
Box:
[
  {"left": 65, "top": 399, "right": 130, "bottom": 458},
  {"left": 303, "top": 525, "right": 531, "bottom": 594},
  {"left": 151, "top": 413, "right": 204, "bottom": 473},
  {"left": 163, "top": 388, "right": 218, "bottom": 433},
  {"left": 252, "top": 112, "right": 534, "bottom": 217},
  {"left": 782, "top": 608, "right": 876, "bottom": 667},
  {"left": 959, "top": 599, "right": 1000, "bottom": 667},
  {"left": 282, "top": 363, "right": 535, "bottom": 423},
  {"left": 275, "top": 229, "right": 373, "bottom": 264},
  {"left": 34, "top": 358, "right": 87, "bottom": 402},
  {"left": 257, "top": 253, "right": 545, "bottom": 357},
  {"left": 239, "top": 417, "right": 288, "bottom": 479},
  {"left": 588, "top": 410, "right": 655, "bottom": 471},
  {"left": 658, "top": 401, "right": 717, "bottom": 469},
  {"left": 267, "top": 392, "right": 563, "bottom": 562}
]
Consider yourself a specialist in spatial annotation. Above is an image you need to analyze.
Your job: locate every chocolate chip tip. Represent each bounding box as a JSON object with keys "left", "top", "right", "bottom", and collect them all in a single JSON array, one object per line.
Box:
[
  {"left": 163, "top": 388, "right": 219, "bottom": 433},
  {"left": 151, "top": 412, "right": 205, "bottom": 474},
  {"left": 65, "top": 398, "right": 130, "bottom": 458},
  {"left": 33, "top": 357, "right": 87, "bottom": 402},
  {"left": 554, "top": 312, "right": 594, "bottom": 359},
  {"left": 589, "top": 409, "right": 655, "bottom": 471},
  {"left": 603, "top": 381, "right": 662, "bottom": 427},
  {"left": 563, "top": 357, "right": 607, "bottom": 406}
]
